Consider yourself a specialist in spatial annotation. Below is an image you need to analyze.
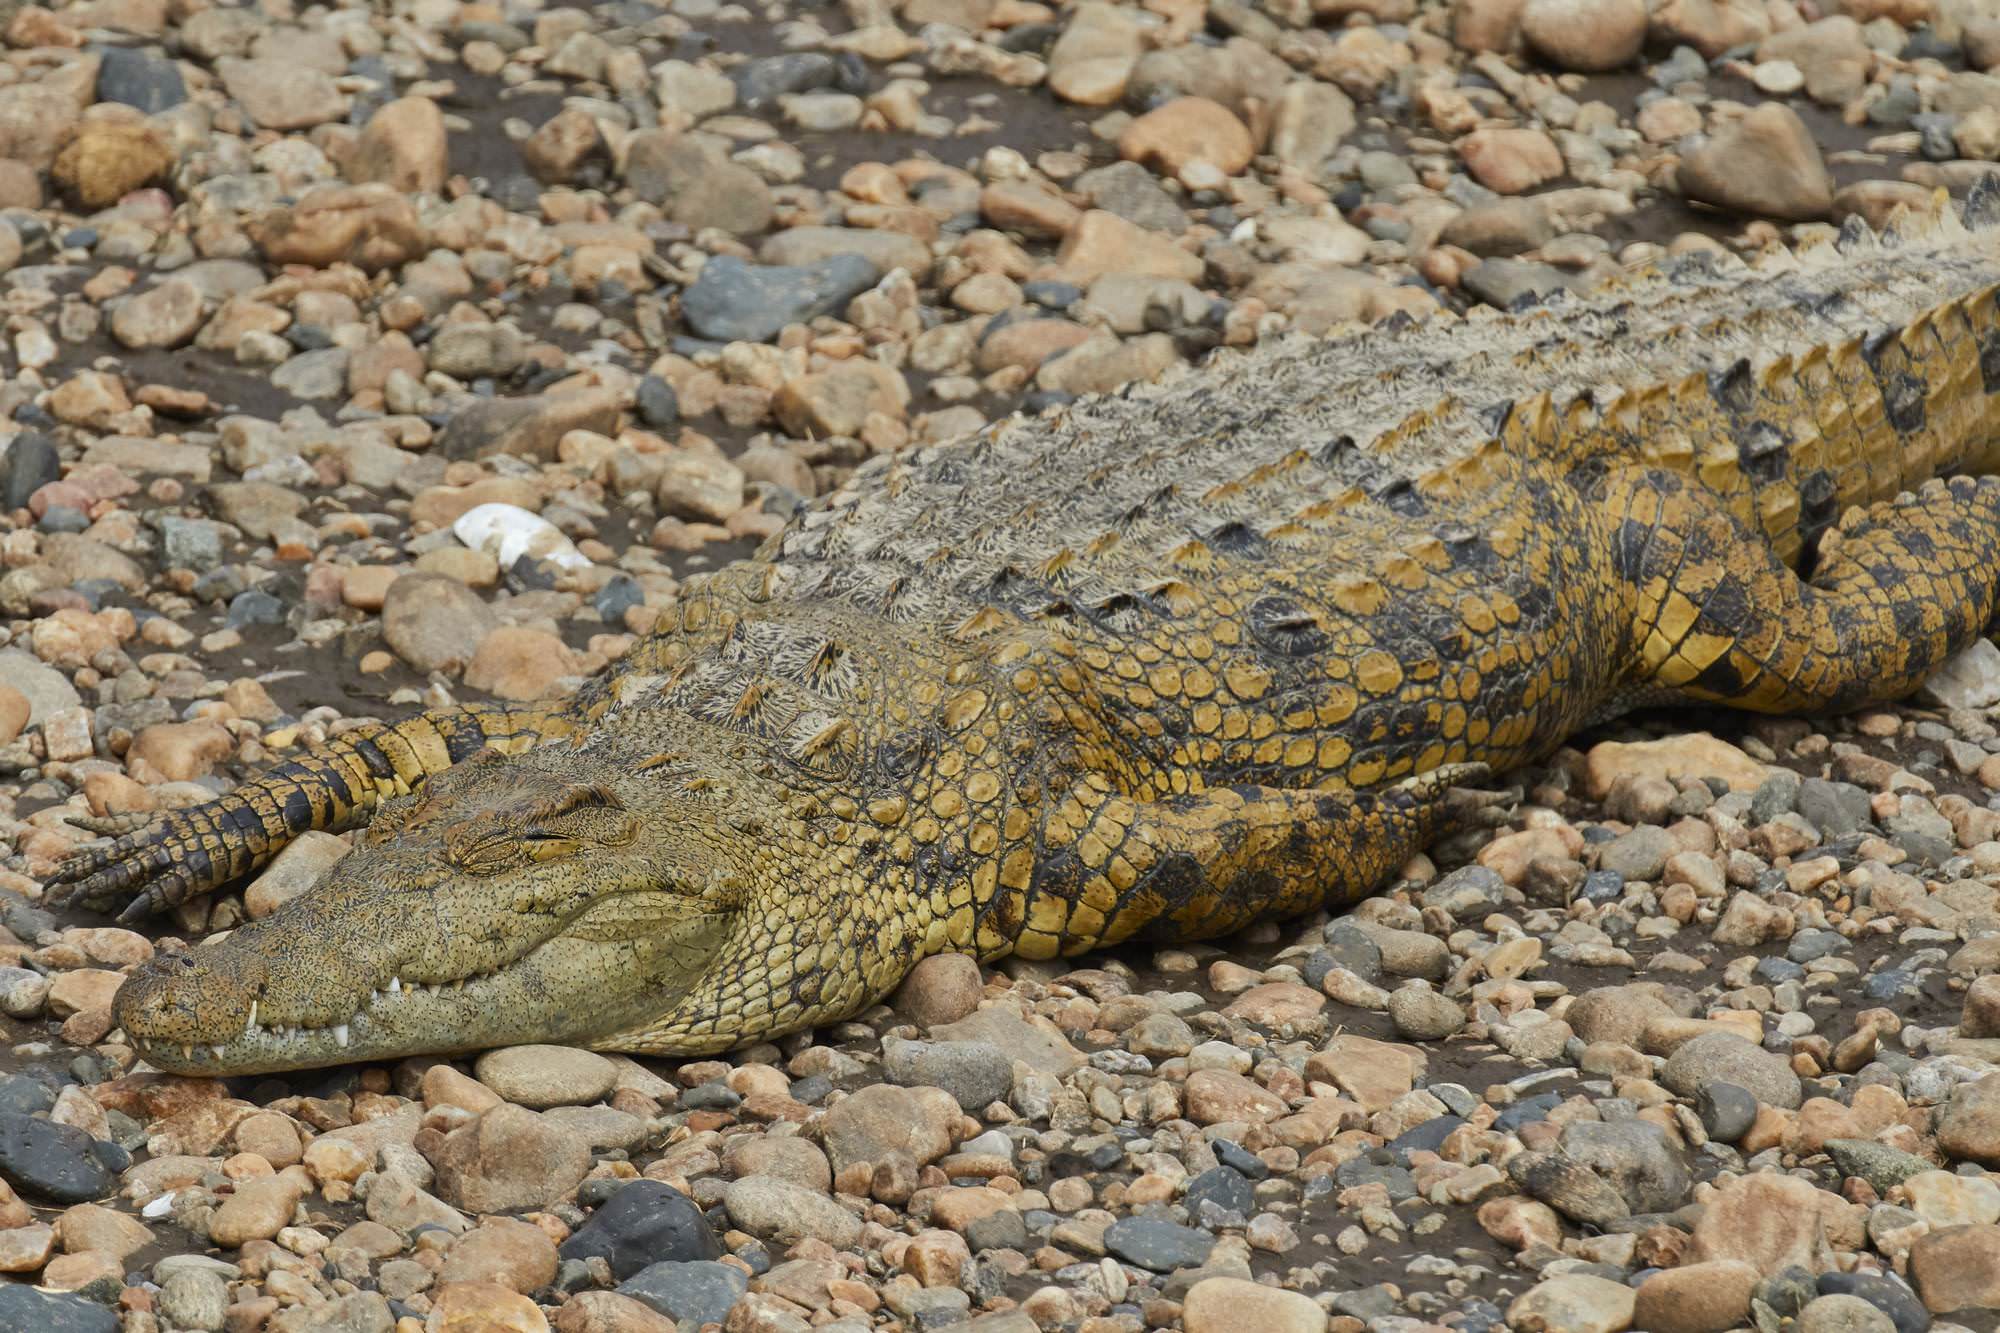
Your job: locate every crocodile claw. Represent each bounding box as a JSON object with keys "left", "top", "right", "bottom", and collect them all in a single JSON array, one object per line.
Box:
[{"left": 44, "top": 808, "right": 230, "bottom": 921}]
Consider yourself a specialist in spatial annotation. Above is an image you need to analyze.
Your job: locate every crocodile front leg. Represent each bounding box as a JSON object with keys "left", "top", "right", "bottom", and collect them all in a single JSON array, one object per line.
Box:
[
  {"left": 1609, "top": 468, "right": 2000, "bottom": 713},
  {"left": 45, "top": 702, "right": 578, "bottom": 921},
  {"left": 999, "top": 763, "right": 1510, "bottom": 957}
]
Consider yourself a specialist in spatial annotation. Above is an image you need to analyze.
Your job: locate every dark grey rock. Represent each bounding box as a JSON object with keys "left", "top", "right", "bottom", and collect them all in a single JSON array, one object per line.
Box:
[
  {"left": 97, "top": 47, "right": 187, "bottom": 113},
  {"left": 1022, "top": 280, "right": 1083, "bottom": 308},
  {"left": 0, "top": 1112, "right": 114, "bottom": 1203},
  {"left": 1755, "top": 1266, "right": 1820, "bottom": 1319},
  {"left": 1183, "top": 1167, "right": 1253, "bottom": 1219},
  {"left": 680, "top": 254, "right": 880, "bottom": 345},
  {"left": 1388, "top": 1116, "right": 1466, "bottom": 1161},
  {"left": 1813, "top": 1271, "right": 1930, "bottom": 1333},
  {"left": 226, "top": 588, "right": 286, "bottom": 628},
  {"left": 593, "top": 573, "right": 645, "bottom": 625},
  {"left": 0, "top": 431, "right": 59, "bottom": 511},
  {"left": 1334, "top": 1157, "right": 1416, "bottom": 1201},
  {"left": 1596, "top": 825, "right": 1676, "bottom": 882},
  {"left": 0, "top": 1075, "right": 55, "bottom": 1116},
  {"left": 963, "top": 1208, "right": 1028, "bottom": 1252},
  {"left": 1507, "top": 1149, "right": 1631, "bottom": 1227},
  {"left": 0, "top": 1284, "right": 118, "bottom": 1333},
  {"left": 1102, "top": 1216, "right": 1216, "bottom": 1271},
  {"left": 1307, "top": 922, "right": 1382, "bottom": 986},
  {"left": 635, "top": 374, "right": 679, "bottom": 429},
  {"left": 1788, "top": 929, "right": 1846, "bottom": 963},
  {"left": 1211, "top": 1139, "right": 1268, "bottom": 1180},
  {"left": 1885, "top": 803, "right": 1956, "bottom": 864},
  {"left": 1696, "top": 1081, "right": 1759, "bottom": 1143},
  {"left": 1824, "top": 1139, "right": 1933, "bottom": 1193},
  {"left": 558, "top": 1181, "right": 720, "bottom": 1280},
  {"left": 1558, "top": 1120, "right": 1690, "bottom": 1215},
  {"left": 735, "top": 52, "right": 838, "bottom": 105},
  {"left": 1750, "top": 769, "right": 1802, "bottom": 824},
  {"left": 1798, "top": 779, "right": 1871, "bottom": 837},
  {"left": 617, "top": 1260, "right": 746, "bottom": 1327}
]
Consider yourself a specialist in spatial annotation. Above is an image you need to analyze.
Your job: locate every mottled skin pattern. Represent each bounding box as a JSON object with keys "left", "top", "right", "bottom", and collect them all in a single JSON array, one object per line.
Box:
[{"left": 50, "top": 186, "right": 2000, "bottom": 1074}]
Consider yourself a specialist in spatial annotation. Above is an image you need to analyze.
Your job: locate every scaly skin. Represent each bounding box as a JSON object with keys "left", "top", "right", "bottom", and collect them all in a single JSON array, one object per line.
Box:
[{"left": 53, "top": 184, "right": 2000, "bottom": 1075}]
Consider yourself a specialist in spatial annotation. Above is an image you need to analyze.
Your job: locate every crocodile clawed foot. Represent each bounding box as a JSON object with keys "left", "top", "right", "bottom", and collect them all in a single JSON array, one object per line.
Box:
[
  {"left": 1406, "top": 763, "right": 1518, "bottom": 832},
  {"left": 43, "top": 813, "right": 211, "bottom": 920}
]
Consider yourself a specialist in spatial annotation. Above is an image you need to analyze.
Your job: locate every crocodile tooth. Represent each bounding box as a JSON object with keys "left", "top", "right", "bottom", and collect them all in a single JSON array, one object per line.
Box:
[
  {"left": 182, "top": 1044, "right": 193, "bottom": 1061},
  {"left": 247, "top": 1001, "right": 257, "bottom": 1030},
  {"left": 210, "top": 1046, "right": 226, "bottom": 1060},
  {"left": 388, "top": 976, "right": 402, "bottom": 994},
  {"left": 333, "top": 1024, "right": 350, "bottom": 1048}
]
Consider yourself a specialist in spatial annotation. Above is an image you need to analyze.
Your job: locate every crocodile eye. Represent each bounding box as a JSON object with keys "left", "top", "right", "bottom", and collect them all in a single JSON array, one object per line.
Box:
[{"left": 445, "top": 831, "right": 522, "bottom": 874}]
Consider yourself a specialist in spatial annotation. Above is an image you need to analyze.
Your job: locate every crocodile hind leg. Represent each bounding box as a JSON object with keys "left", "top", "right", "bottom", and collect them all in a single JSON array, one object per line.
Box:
[
  {"left": 1610, "top": 468, "right": 2000, "bottom": 713},
  {"left": 45, "top": 702, "right": 575, "bottom": 921}
]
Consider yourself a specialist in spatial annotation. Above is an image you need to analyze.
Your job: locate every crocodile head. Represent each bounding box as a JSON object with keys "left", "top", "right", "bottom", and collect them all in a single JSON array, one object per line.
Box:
[{"left": 114, "top": 741, "right": 762, "bottom": 1075}]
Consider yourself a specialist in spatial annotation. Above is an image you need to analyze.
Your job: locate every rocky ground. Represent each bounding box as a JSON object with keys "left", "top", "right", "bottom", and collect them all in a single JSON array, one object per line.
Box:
[{"left": 7, "top": 0, "right": 2000, "bottom": 1329}]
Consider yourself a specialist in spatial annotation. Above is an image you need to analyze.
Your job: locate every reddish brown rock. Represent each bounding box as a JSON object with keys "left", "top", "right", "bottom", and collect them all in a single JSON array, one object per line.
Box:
[{"left": 247, "top": 184, "right": 429, "bottom": 272}]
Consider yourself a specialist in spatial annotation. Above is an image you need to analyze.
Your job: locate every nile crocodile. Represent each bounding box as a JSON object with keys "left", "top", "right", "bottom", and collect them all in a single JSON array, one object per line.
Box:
[{"left": 49, "top": 184, "right": 2000, "bottom": 1075}]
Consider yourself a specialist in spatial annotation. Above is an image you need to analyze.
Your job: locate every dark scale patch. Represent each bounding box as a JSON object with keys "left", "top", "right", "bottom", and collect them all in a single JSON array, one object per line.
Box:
[
  {"left": 1134, "top": 849, "right": 1209, "bottom": 911},
  {"left": 1707, "top": 359, "right": 1756, "bottom": 415},
  {"left": 1509, "top": 578, "right": 1554, "bottom": 626},
  {"left": 352, "top": 737, "right": 395, "bottom": 779},
  {"left": 1690, "top": 652, "right": 1749, "bottom": 698},
  {"left": 875, "top": 730, "right": 929, "bottom": 779},
  {"left": 1610, "top": 516, "right": 1658, "bottom": 583},
  {"left": 1892, "top": 596, "right": 1929, "bottom": 644},
  {"left": 1208, "top": 521, "right": 1268, "bottom": 556},
  {"left": 1438, "top": 527, "right": 1498, "bottom": 575},
  {"left": 1315, "top": 435, "right": 1357, "bottom": 467},
  {"left": 1422, "top": 609, "right": 1476, "bottom": 660},
  {"left": 1799, "top": 468, "right": 1839, "bottom": 523},
  {"left": 1862, "top": 329, "right": 1928, "bottom": 435},
  {"left": 1836, "top": 214, "right": 1876, "bottom": 254},
  {"left": 1385, "top": 698, "right": 1436, "bottom": 744},
  {"left": 283, "top": 787, "right": 314, "bottom": 832},
  {"left": 1979, "top": 325, "right": 2000, "bottom": 395},
  {"left": 1371, "top": 477, "right": 1427, "bottom": 518},
  {"left": 1967, "top": 172, "right": 2000, "bottom": 228},
  {"left": 441, "top": 718, "right": 495, "bottom": 763},
  {"left": 1248, "top": 596, "right": 1333, "bottom": 657},
  {"left": 1693, "top": 573, "right": 1751, "bottom": 636},
  {"left": 1734, "top": 420, "right": 1790, "bottom": 484}
]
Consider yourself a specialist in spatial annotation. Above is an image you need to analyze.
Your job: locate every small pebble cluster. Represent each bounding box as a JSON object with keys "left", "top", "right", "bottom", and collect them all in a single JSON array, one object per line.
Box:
[{"left": 6, "top": 0, "right": 2000, "bottom": 1327}]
